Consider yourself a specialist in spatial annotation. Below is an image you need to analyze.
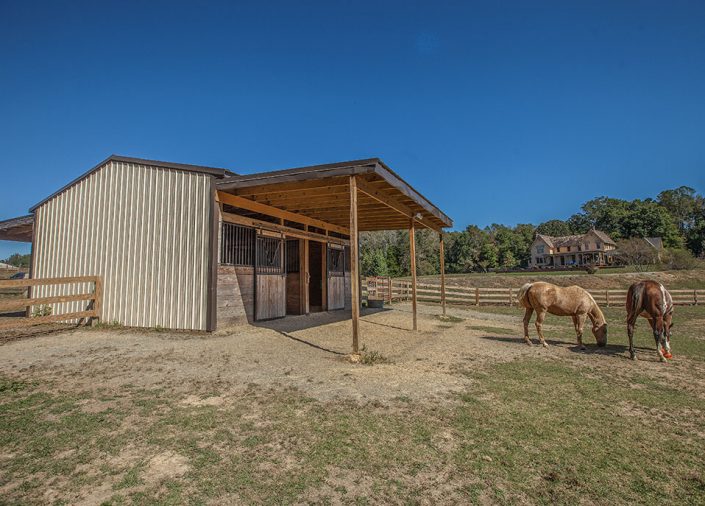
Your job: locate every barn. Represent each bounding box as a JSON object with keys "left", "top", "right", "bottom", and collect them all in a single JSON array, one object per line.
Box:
[{"left": 0, "top": 155, "right": 452, "bottom": 351}]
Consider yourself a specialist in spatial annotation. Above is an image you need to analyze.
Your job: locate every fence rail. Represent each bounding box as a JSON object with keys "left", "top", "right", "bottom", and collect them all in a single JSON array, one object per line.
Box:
[
  {"left": 365, "top": 277, "right": 704, "bottom": 308},
  {"left": 0, "top": 276, "right": 102, "bottom": 330}
]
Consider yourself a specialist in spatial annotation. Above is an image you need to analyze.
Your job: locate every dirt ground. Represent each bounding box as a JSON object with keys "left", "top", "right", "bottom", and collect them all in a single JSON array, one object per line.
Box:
[
  {"left": 2, "top": 303, "right": 705, "bottom": 504},
  {"left": 2, "top": 303, "right": 702, "bottom": 404}
]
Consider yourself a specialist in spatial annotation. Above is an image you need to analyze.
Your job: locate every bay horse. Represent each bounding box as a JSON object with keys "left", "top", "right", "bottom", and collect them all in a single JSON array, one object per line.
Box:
[
  {"left": 626, "top": 280, "right": 673, "bottom": 362},
  {"left": 518, "top": 282, "right": 608, "bottom": 349}
]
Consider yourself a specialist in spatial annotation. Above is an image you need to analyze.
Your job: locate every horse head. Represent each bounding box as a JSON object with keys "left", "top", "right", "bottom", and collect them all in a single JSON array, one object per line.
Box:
[{"left": 592, "top": 322, "right": 608, "bottom": 347}]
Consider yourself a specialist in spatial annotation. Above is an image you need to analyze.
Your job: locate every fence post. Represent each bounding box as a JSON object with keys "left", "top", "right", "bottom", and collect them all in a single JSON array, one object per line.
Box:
[
  {"left": 388, "top": 276, "right": 393, "bottom": 304},
  {"left": 605, "top": 289, "right": 610, "bottom": 307},
  {"left": 92, "top": 276, "right": 102, "bottom": 326},
  {"left": 694, "top": 289, "right": 698, "bottom": 306},
  {"left": 509, "top": 288, "right": 513, "bottom": 306},
  {"left": 475, "top": 287, "right": 480, "bottom": 306}
]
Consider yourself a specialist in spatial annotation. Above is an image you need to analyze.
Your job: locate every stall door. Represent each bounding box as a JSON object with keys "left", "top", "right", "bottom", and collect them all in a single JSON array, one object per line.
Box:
[
  {"left": 255, "top": 234, "right": 286, "bottom": 320},
  {"left": 327, "top": 244, "right": 345, "bottom": 311}
]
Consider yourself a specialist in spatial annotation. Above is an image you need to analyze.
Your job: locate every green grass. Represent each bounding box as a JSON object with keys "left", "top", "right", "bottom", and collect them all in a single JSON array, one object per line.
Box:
[{"left": 474, "top": 305, "right": 705, "bottom": 360}]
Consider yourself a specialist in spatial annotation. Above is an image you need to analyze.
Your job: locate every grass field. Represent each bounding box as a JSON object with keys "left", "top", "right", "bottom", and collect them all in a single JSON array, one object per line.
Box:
[
  {"left": 416, "top": 266, "right": 705, "bottom": 290},
  {"left": 1, "top": 303, "right": 704, "bottom": 504}
]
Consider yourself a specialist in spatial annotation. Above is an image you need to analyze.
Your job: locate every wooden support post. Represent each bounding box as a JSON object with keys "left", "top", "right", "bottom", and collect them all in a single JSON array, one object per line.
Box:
[
  {"left": 409, "top": 219, "right": 418, "bottom": 331},
  {"left": 387, "top": 276, "right": 392, "bottom": 304},
  {"left": 605, "top": 289, "right": 610, "bottom": 307},
  {"left": 439, "top": 232, "right": 446, "bottom": 317},
  {"left": 349, "top": 176, "right": 360, "bottom": 354},
  {"left": 475, "top": 287, "right": 480, "bottom": 306},
  {"left": 93, "top": 276, "right": 103, "bottom": 325}
]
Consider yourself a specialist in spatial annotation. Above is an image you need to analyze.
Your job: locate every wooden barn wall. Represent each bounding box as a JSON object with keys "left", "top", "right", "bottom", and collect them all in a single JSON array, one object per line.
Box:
[
  {"left": 256, "top": 275, "right": 286, "bottom": 320},
  {"left": 32, "top": 161, "right": 212, "bottom": 330},
  {"left": 286, "top": 272, "right": 300, "bottom": 314},
  {"left": 217, "top": 266, "right": 253, "bottom": 326}
]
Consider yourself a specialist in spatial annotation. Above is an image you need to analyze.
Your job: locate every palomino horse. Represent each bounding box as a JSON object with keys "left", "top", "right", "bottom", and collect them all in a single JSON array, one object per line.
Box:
[
  {"left": 626, "top": 280, "right": 674, "bottom": 362},
  {"left": 518, "top": 282, "right": 608, "bottom": 349}
]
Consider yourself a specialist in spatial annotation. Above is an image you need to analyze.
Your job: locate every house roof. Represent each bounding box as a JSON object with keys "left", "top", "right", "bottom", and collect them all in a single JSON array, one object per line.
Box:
[
  {"left": 216, "top": 158, "right": 452, "bottom": 231},
  {"left": 644, "top": 237, "right": 664, "bottom": 249},
  {"left": 535, "top": 229, "right": 616, "bottom": 249},
  {"left": 29, "top": 155, "right": 237, "bottom": 212},
  {"left": 0, "top": 215, "right": 34, "bottom": 242},
  {"left": 591, "top": 229, "right": 616, "bottom": 245}
]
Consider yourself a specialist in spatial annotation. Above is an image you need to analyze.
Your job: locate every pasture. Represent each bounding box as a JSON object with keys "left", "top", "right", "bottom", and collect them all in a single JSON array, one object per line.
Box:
[{"left": 1, "top": 299, "right": 704, "bottom": 504}]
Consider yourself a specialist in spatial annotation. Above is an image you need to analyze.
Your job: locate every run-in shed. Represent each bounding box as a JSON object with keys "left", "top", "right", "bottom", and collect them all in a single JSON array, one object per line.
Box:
[{"left": 1, "top": 155, "right": 452, "bottom": 352}]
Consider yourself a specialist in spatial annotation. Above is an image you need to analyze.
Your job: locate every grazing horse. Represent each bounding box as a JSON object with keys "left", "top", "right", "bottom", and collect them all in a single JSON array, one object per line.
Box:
[
  {"left": 626, "top": 281, "right": 673, "bottom": 362},
  {"left": 518, "top": 282, "right": 608, "bottom": 349}
]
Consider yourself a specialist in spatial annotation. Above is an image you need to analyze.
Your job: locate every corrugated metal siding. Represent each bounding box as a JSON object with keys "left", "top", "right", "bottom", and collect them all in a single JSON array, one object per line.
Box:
[{"left": 33, "top": 161, "right": 212, "bottom": 330}]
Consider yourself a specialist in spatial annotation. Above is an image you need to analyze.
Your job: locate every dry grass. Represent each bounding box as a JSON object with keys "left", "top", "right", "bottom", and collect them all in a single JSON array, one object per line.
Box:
[{"left": 1, "top": 303, "right": 705, "bottom": 504}]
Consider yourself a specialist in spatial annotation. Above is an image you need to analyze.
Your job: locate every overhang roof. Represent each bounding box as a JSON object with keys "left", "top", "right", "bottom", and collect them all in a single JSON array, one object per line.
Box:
[
  {"left": 217, "top": 158, "right": 452, "bottom": 232},
  {"left": 30, "top": 155, "right": 237, "bottom": 212},
  {"left": 0, "top": 215, "right": 34, "bottom": 242}
]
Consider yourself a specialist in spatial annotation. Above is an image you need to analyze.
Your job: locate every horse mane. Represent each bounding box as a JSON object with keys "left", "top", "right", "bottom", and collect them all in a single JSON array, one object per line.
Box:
[{"left": 587, "top": 293, "right": 607, "bottom": 325}]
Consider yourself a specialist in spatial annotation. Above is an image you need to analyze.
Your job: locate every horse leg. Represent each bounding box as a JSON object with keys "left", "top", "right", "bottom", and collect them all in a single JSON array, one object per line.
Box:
[
  {"left": 663, "top": 313, "right": 673, "bottom": 357},
  {"left": 574, "top": 314, "right": 587, "bottom": 350},
  {"left": 650, "top": 317, "right": 666, "bottom": 362},
  {"left": 627, "top": 313, "right": 638, "bottom": 360},
  {"left": 534, "top": 310, "right": 549, "bottom": 348},
  {"left": 523, "top": 307, "right": 534, "bottom": 346}
]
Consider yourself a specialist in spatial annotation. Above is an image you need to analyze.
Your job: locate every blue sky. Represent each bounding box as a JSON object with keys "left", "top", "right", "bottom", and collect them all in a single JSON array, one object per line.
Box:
[{"left": 1, "top": 0, "right": 704, "bottom": 260}]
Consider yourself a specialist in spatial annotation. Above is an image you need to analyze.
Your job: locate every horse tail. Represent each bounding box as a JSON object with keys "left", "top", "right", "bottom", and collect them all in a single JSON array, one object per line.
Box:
[
  {"left": 627, "top": 282, "right": 645, "bottom": 323},
  {"left": 517, "top": 283, "right": 533, "bottom": 308}
]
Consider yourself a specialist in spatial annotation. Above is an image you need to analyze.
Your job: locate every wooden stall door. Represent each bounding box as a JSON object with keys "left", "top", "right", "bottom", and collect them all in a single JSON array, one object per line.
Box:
[
  {"left": 255, "top": 234, "right": 286, "bottom": 320},
  {"left": 327, "top": 244, "right": 345, "bottom": 311}
]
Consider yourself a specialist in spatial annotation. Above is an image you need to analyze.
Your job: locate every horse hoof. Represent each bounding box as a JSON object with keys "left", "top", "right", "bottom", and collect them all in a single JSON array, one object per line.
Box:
[
  {"left": 542, "top": 343, "right": 549, "bottom": 349},
  {"left": 630, "top": 354, "right": 637, "bottom": 361}
]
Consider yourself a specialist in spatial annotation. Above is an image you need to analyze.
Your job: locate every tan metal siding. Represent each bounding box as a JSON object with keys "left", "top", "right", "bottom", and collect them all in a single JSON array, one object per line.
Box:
[{"left": 33, "top": 161, "right": 212, "bottom": 330}]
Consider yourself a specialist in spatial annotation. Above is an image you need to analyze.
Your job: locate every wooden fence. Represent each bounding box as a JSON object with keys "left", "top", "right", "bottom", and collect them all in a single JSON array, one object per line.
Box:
[
  {"left": 0, "top": 276, "right": 102, "bottom": 330},
  {"left": 365, "top": 277, "right": 704, "bottom": 308}
]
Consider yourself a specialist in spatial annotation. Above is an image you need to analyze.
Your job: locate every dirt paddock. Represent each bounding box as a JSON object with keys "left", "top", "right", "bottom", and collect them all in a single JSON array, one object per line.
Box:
[
  {"left": 0, "top": 304, "right": 660, "bottom": 402},
  {"left": 2, "top": 303, "right": 705, "bottom": 504}
]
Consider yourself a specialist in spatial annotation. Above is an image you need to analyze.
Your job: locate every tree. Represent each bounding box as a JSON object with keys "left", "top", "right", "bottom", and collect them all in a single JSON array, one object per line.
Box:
[
  {"left": 2, "top": 253, "right": 30, "bottom": 268},
  {"left": 478, "top": 242, "right": 499, "bottom": 272},
  {"left": 615, "top": 238, "right": 658, "bottom": 271},
  {"left": 658, "top": 186, "right": 699, "bottom": 233},
  {"left": 621, "top": 200, "right": 683, "bottom": 248},
  {"left": 579, "top": 197, "right": 630, "bottom": 239},
  {"left": 536, "top": 219, "right": 572, "bottom": 237}
]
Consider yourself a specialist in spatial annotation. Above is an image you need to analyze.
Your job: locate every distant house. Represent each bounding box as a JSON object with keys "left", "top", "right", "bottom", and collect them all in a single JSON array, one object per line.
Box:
[
  {"left": 0, "top": 262, "right": 19, "bottom": 271},
  {"left": 529, "top": 229, "right": 617, "bottom": 268}
]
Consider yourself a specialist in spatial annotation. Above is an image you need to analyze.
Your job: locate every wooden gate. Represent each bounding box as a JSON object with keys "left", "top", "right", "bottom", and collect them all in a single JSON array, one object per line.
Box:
[
  {"left": 327, "top": 244, "right": 345, "bottom": 310},
  {"left": 255, "top": 233, "right": 286, "bottom": 320}
]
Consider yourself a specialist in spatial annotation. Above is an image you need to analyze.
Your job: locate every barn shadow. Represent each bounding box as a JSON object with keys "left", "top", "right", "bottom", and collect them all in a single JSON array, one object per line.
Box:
[
  {"left": 253, "top": 307, "right": 390, "bottom": 334},
  {"left": 252, "top": 308, "right": 393, "bottom": 355}
]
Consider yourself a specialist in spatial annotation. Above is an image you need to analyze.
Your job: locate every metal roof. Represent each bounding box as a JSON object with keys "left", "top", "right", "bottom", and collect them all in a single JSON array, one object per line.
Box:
[{"left": 29, "top": 155, "right": 237, "bottom": 212}]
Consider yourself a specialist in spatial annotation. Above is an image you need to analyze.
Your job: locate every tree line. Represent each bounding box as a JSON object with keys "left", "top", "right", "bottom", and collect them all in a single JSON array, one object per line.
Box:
[{"left": 360, "top": 186, "right": 705, "bottom": 277}]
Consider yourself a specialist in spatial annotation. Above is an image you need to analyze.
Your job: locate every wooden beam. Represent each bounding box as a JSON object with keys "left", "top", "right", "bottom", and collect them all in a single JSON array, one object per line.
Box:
[
  {"left": 302, "top": 229, "right": 309, "bottom": 314},
  {"left": 355, "top": 176, "right": 440, "bottom": 231},
  {"left": 217, "top": 191, "right": 349, "bottom": 235},
  {"left": 350, "top": 176, "right": 360, "bottom": 354},
  {"left": 410, "top": 219, "right": 418, "bottom": 331},
  {"left": 221, "top": 211, "right": 348, "bottom": 246},
  {"left": 439, "top": 232, "right": 446, "bottom": 317}
]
